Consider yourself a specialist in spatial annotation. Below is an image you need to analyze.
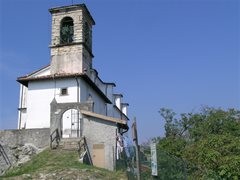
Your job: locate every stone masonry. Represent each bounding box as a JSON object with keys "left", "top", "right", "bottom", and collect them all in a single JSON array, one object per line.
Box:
[
  {"left": 49, "top": 5, "right": 94, "bottom": 75},
  {"left": 0, "top": 128, "right": 50, "bottom": 175}
]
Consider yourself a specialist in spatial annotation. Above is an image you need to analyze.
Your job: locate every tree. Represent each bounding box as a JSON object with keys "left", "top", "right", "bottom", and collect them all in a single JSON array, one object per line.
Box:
[{"left": 157, "top": 107, "right": 240, "bottom": 179}]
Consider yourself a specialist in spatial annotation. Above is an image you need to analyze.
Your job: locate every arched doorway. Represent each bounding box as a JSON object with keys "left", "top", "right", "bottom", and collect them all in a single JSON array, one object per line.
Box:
[{"left": 62, "top": 109, "right": 81, "bottom": 138}]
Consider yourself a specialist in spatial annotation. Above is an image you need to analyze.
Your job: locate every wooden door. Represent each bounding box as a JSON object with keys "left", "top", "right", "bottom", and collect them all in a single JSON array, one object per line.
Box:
[{"left": 92, "top": 144, "right": 105, "bottom": 168}]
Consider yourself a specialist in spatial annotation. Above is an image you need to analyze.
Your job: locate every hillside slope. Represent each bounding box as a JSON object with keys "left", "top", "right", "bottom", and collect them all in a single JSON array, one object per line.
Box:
[{"left": 1, "top": 149, "right": 127, "bottom": 180}]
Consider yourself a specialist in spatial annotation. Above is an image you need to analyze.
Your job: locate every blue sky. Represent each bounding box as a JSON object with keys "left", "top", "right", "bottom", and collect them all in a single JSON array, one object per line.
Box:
[{"left": 0, "top": 0, "right": 239, "bottom": 143}]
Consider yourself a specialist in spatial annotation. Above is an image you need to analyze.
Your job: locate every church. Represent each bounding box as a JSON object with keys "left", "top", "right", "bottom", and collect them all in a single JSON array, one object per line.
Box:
[{"left": 16, "top": 4, "right": 129, "bottom": 170}]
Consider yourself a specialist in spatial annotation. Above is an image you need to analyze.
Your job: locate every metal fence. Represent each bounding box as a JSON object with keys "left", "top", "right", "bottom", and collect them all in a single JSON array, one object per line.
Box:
[{"left": 116, "top": 146, "right": 203, "bottom": 180}]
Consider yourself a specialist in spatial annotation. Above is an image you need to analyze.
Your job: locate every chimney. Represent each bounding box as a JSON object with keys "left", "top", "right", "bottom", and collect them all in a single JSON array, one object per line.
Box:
[
  {"left": 113, "top": 94, "right": 123, "bottom": 110},
  {"left": 121, "top": 103, "right": 129, "bottom": 116}
]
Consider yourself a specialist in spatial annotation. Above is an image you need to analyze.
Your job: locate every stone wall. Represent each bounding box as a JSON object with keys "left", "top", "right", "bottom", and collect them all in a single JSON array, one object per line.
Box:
[
  {"left": 49, "top": 5, "right": 93, "bottom": 75},
  {"left": 0, "top": 128, "right": 50, "bottom": 148},
  {"left": 0, "top": 128, "right": 50, "bottom": 175},
  {"left": 82, "top": 116, "right": 117, "bottom": 171}
]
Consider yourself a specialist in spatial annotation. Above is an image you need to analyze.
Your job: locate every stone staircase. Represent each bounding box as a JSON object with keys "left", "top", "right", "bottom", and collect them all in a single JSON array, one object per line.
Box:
[
  {"left": 59, "top": 138, "right": 81, "bottom": 151},
  {"left": 50, "top": 134, "right": 93, "bottom": 165}
]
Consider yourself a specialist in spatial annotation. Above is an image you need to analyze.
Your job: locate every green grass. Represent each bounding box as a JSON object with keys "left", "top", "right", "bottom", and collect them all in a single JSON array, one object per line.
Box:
[{"left": 2, "top": 149, "right": 127, "bottom": 179}]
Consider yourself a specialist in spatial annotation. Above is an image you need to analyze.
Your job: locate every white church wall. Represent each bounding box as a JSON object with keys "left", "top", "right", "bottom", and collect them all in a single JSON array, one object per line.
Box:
[
  {"left": 18, "top": 84, "right": 28, "bottom": 129},
  {"left": 121, "top": 103, "right": 129, "bottom": 117},
  {"left": 114, "top": 96, "right": 121, "bottom": 110},
  {"left": 79, "top": 78, "right": 107, "bottom": 115},
  {"left": 106, "top": 85, "right": 114, "bottom": 117},
  {"left": 55, "top": 78, "right": 79, "bottom": 103},
  {"left": 25, "top": 77, "right": 110, "bottom": 128},
  {"left": 27, "top": 81, "right": 55, "bottom": 128},
  {"left": 18, "top": 109, "right": 27, "bottom": 129},
  {"left": 18, "top": 84, "right": 28, "bottom": 108},
  {"left": 26, "top": 79, "right": 79, "bottom": 128},
  {"left": 113, "top": 107, "right": 122, "bottom": 119},
  {"left": 95, "top": 77, "right": 106, "bottom": 94},
  {"left": 21, "top": 77, "right": 127, "bottom": 129}
]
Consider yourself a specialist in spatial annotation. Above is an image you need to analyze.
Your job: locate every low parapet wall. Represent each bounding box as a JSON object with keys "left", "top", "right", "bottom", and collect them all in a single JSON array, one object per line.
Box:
[
  {"left": 0, "top": 128, "right": 50, "bottom": 175},
  {"left": 0, "top": 128, "right": 50, "bottom": 148}
]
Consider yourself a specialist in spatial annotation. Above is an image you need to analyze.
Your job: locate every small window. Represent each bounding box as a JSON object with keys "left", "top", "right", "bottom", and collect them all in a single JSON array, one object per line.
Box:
[{"left": 60, "top": 88, "right": 68, "bottom": 96}]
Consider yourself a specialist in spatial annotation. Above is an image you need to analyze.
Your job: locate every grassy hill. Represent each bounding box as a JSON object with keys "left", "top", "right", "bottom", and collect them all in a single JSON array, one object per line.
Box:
[{"left": 1, "top": 149, "right": 127, "bottom": 180}]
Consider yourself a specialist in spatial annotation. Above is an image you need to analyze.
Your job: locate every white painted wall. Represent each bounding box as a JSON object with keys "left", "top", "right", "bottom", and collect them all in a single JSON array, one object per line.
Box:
[
  {"left": 21, "top": 77, "right": 114, "bottom": 129},
  {"left": 113, "top": 107, "right": 122, "bottom": 119},
  {"left": 26, "top": 81, "right": 54, "bottom": 128},
  {"left": 18, "top": 84, "right": 28, "bottom": 129},
  {"left": 121, "top": 104, "right": 128, "bottom": 116},
  {"left": 114, "top": 96, "right": 121, "bottom": 110},
  {"left": 95, "top": 77, "right": 106, "bottom": 94},
  {"left": 18, "top": 76, "right": 128, "bottom": 129},
  {"left": 18, "top": 84, "right": 28, "bottom": 108},
  {"left": 18, "top": 109, "right": 27, "bottom": 129},
  {"left": 79, "top": 78, "right": 107, "bottom": 115},
  {"left": 106, "top": 85, "right": 114, "bottom": 117},
  {"left": 26, "top": 78, "right": 79, "bottom": 128}
]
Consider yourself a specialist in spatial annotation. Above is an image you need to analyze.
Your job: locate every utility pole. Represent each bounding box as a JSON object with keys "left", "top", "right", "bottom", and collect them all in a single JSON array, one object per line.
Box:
[{"left": 132, "top": 117, "right": 141, "bottom": 180}]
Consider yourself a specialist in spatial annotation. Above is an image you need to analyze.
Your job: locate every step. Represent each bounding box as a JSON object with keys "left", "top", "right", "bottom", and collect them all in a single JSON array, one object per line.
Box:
[
  {"left": 59, "top": 138, "right": 83, "bottom": 151},
  {"left": 61, "top": 138, "right": 81, "bottom": 142}
]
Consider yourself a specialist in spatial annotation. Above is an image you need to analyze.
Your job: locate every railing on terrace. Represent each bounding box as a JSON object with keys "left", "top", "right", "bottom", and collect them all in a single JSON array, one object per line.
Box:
[
  {"left": 78, "top": 136, "right": 93, "bottom": 166},
  {"left": 50, "top": 128, "right": 60, "bottom": 149}
]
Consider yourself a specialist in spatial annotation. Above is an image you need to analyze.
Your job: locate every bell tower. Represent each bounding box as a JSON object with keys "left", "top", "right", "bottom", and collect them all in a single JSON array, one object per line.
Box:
[{"left": 49, "top": 4, "right": 95, "bottom": 75}]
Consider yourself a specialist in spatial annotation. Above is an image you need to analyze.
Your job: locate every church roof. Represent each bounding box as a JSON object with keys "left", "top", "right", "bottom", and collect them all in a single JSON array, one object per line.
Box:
[
  {"left": 27, "top": 64, "right": 50, "bottom": 77},
  {"left": 81, "top": 110, "right": 128, "bottom": 129},
  {"left": 17, "top": 72, "right": 112, "bottom": 104}
]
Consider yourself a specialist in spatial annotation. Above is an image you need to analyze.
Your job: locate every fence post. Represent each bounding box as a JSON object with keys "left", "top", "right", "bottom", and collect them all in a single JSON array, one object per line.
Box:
[{"left": 132, "top": 117, "right": 141, "bottom": 180}]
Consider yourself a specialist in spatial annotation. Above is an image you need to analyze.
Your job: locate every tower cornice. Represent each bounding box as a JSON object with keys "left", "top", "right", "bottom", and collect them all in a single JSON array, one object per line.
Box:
[{"left": 49, "top": 4, "right": 95, "bottom": 25}]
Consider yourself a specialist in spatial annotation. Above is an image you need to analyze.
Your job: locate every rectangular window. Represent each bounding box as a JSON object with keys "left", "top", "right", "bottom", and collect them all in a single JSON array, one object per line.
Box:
[{"left": 60, "top": 88, "right": 68, "bottom": 96}]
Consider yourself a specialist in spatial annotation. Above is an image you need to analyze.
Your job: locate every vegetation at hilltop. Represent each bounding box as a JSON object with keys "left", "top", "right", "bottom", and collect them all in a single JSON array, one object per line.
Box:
[
  {"left": 2, "top": 149, "right": 127, "bottom": 180},
  {"left": 156, "top": 107, "right": 240, "bottom": 179}
]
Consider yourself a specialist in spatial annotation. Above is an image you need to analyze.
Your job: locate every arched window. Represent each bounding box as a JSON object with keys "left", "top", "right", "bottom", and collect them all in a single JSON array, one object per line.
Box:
[{"left": 60, "top": 17, "right": 74, "bottom": 44}]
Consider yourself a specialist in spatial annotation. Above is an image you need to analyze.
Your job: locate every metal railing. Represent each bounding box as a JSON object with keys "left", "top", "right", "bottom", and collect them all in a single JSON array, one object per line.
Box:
[
  {"left": 78, "top": 136, "right": 93, "bottom": 165},
  {"left": 50, "top": 128, "right": 60, "bottom": 149},
  {"left": 0, "top": 143, "right": 11, "bottom": 167}
]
